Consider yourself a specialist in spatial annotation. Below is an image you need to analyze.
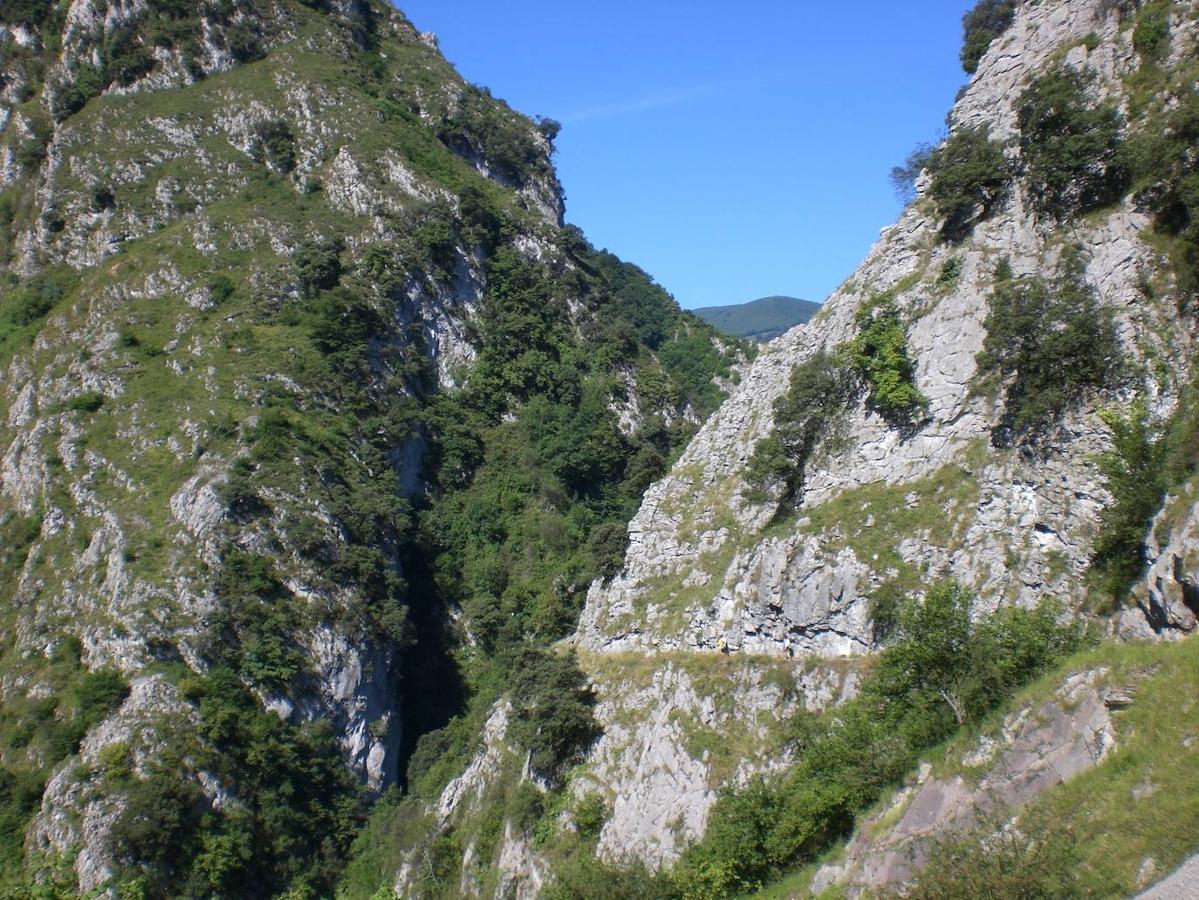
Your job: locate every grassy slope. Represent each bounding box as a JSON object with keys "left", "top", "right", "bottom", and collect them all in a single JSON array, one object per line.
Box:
[{"left": 743, "top": 635, "right": 1199, "bottom": 898}]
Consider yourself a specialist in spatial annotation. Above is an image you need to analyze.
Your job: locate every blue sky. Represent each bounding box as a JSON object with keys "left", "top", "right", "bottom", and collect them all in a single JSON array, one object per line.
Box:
[{"left": 397, "top": 1, "right": 977, "bottom": 309}]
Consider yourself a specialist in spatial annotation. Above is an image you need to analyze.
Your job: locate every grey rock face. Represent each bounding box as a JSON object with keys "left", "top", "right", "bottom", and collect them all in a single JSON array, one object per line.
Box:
[
  {"left": 1137, "top": 488, "right": 1199, "bottom": 634},
  {"left": 579, "top": 656, "right": 861, "bottom": 867},
  {"left": 30, "top": 675, "right": 199, "bottom": 893},
  {"left": 574, "top": 203, "right": 1167, "bottom": 663},
  {"left": 394, "top": 700, "right": 555, "bottom": 899}
]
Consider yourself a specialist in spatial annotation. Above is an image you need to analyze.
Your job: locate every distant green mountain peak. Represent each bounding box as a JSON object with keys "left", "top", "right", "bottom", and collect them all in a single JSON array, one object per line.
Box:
[{"left": 692, "top": 294, "right": 820, "bottom": 342}]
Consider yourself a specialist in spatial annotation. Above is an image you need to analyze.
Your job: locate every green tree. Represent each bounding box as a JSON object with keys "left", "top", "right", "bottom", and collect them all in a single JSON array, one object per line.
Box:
[
  {"left": 960, "top": 0, "right": 1016, "bottom": 74},
  {"left": 1017, "top": 67, "right": 1128, "bottom": 218},
  {"left": 890, "top": 141, "right": 936, "bottom": 204},
  {"left": 846, "top": 297, "right": 929, "bottom": 425},
  {"left": 745, "top": 349, "right": 856, "bottom": 503},
  {"left": 507, "top": 647, "right": 598, "bottom": 784},
  {"left": 1090, "top": 398, "right": 1166, "bottom": 602},
  {"left": 925, "top": 126, "right": 1010, "bottom": 241},
  {"left": 977, "top": 250, "right": 1123, "bottom": 444},
  {"left": 249, "top": 119, "right": 297, "bottom": 174},
  {"left": 293, "top": 237, "right": 342, "bottom": 297}
]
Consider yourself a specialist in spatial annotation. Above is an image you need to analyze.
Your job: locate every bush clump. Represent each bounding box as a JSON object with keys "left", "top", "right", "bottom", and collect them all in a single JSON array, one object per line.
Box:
[
  {"left": 745, "top": 349, "right": 855, "bottom": 504},
  {"left": 1126, "top": 91, "right": 1199, "bottom": 298},
  {"left": 65, "top": 392, "right": 106, "bottom": 413},
  {"left": 14, "top": 114, "right": 51, "bottom": 173},
  {"left": 0, "top": 266, "right": 78, "bottom": 357},
  {"left": 0, "top": 0, "right": 54, "bottom": 28},
  {"left": 925, "top": 126, "right": 1010, "bottom": 241},
  {"left": 846, "top": 295, "right": 928, "bottom": 425},
  {"left": 1017, "top": 67, "right": 1129, "bottom": 218},
  {"left": 249, "top": 120, "right": 297, "bottom": 174},
  {"left": 960, "top": 0, "right": 1016, "bottom": 74},
  {"left": 976, "top": 251, "right": 1123, "bottom": 445},
  {"left": 1132, "top": 0, "right": 1172, "bottom": 62},
  {"left": 438, "top": 86, "right": 552, "bottom": 188},
  {"left": 506, "top": 647, "right": 598, "bottom": 785},
  {"left": 293, "top": 236, "right": 342, "bottom": 297},
  {"left": 1089, "top": 398, "right": 1166, "bottom": 604},
  {"left": 205, "top": 548, "right": 306, "bottom": 689},
  {"left": 889, "top": 142, "right": 936, "bottom": 205},
  {"left": 110, "top": 668, "right": 361, "bottom": 899}
]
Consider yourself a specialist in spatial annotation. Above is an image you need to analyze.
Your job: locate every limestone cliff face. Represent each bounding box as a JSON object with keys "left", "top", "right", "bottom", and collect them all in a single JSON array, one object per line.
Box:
[
  {"left": 0, "top": 1, "right": 614, "bottom": 891},
  {"left": 558, "top": 0, "right": 1198, "bottom": 873}
]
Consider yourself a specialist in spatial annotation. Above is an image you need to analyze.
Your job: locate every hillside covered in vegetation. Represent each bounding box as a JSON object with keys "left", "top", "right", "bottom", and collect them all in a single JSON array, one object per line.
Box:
[{"left": 693, "top": 295, "right": 820, "bottom": 343}]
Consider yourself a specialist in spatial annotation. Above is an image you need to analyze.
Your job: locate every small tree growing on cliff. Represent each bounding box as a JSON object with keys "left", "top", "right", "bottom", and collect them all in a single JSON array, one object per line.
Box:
[
  {"left": 960, "top": 0, "right": 1017, "bottom": 74},
  {"left": 925, "top": 126, "right": 1011, "bottom": 242},
  {"left": 744, "top": 349, "right": 856, "bottom": 504}
]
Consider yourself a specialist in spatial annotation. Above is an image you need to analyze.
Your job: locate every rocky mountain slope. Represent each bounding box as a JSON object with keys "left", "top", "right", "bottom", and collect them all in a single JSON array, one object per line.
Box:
[
  {"left": 374, "top": 0, "right": 1199, "bottom": 897},
  {"left": 0, "top": 1, "right": 740, "bottom": 895}
]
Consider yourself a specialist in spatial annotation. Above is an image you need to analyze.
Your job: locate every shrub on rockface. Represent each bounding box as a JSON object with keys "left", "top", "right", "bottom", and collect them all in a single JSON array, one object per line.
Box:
[
  {"left": 1017, "top": 67, "right": 1129, "bottom": 219},
  {"left": 889, "top": 142, "right": 937, "bottom": 205},
  {"left": 924, "top": 126, "right": 1010, "bottom": 242},
  {"left": 293, "top": 237, "right": 343, "bottom": 297},
  {"left": 960, "top": 0, "right": 1016, "bottom": 74},
  {"left": 110, "top": 669, "right": 361, "bottom": 899},
  {"left": 977, "top": 252, "right": 1124, "bottom": 445},
  {"left": 745, "top": 297, "right": 925, "bottom": 506},
  {"left": 745, "top": 349, "right": 856, "bottom": 503},
  {"left": 1127, "top": 91, "right": 1199, "bottom": 299},
  {"left": 846, "top": 295, "right": 928, "bottom": 425},
  {"left": 1090, "top": 399, "right": 1167, "bottom": 604},
  {"left": 506, "top": 647, "right": 598, "bottom": 784},
  {"left": 1089, "top": 381, "right": 1199, "bottom": 610},
  {"left": 1132, "top": 0, "right": 1172, "bottom": 62},
  {"left": 249, "top": 119, "right": 297, "bottom": 174}
]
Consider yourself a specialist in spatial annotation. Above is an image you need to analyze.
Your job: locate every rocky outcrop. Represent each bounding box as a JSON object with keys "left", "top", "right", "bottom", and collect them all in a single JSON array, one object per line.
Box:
[
  {"left": 1137, "top": 484, "right": 1199, "bottom": 634},
  {"left": 579, "top": 654, "right": 861, "bottom": 867},
  {"left": 811, "top": 667, "right": 1118, "bottom": 896},
  {"left": 574, "top": 201, "right": 1168, "bottom": 662},
  {"left": 30, "top": 675, "right": 199, "bottom": 892},
  {"left": 390, "top": 653, "right": 864, "bottom": 896}
]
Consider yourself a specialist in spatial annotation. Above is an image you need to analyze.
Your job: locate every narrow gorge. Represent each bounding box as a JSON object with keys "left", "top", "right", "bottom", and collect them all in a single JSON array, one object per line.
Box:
[{"left": 1, "top": 0, "right": 1198, "bottom": 898}]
